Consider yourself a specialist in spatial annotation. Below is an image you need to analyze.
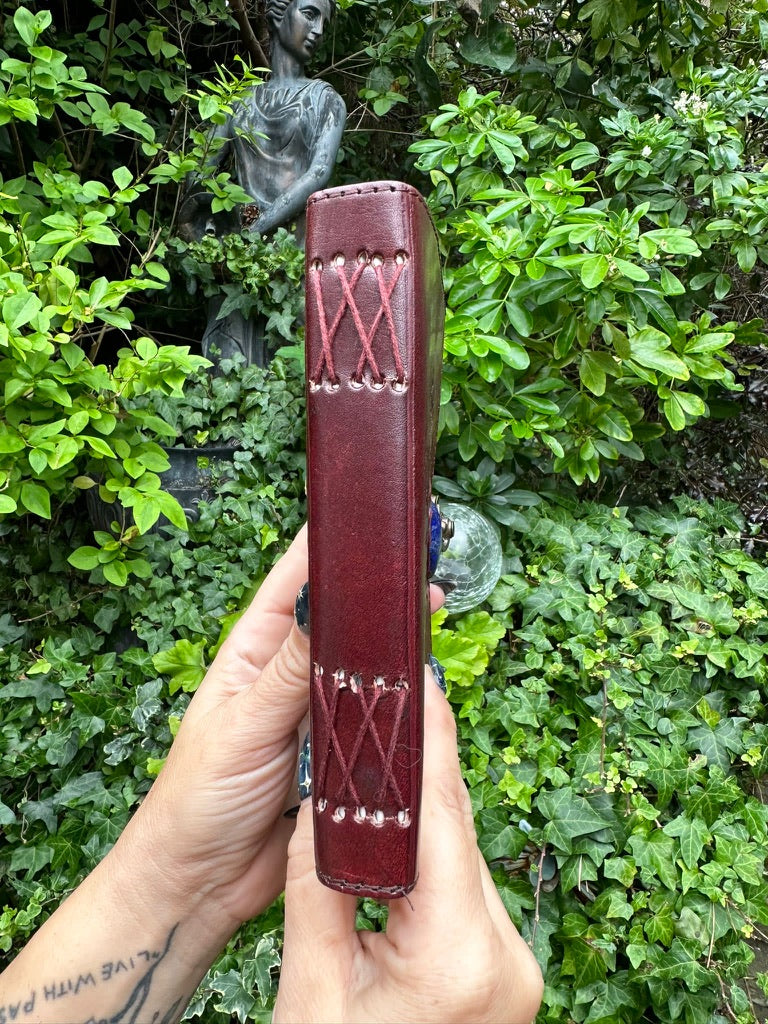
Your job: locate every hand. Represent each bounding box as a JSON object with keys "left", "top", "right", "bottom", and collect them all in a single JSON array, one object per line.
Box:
[
  {"left": 274, "top": 670, "right": 544, "bottom": 1024},
  {"left": 114, "top": 528, "right": 446, "bottom": 934},
  {"left": 115, "top": 526, "right": 312, "bottom": 931}
]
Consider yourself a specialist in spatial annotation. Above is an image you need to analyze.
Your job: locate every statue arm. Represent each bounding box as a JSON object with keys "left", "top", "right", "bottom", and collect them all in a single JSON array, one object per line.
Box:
[
  {"left": 177, "top": 118, "right": 235, "bottom": 241},
  {"left": 249, "top": 92, "right": 346, "bottom": 235}
]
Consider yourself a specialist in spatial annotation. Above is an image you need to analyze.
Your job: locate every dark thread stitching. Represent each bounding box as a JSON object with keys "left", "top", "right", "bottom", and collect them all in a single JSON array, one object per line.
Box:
[
  {"left": 308, "top": 257, "right": 407, "bottom": 386},
  {"left": 374, "top": 684, "right": 408, "bottom": 806},
  {"left": 313, "top": 665, "right": 409, "bottom": 810},
  {"left": 317, "top": 871, "right": 414, "bottom": 896},
  {"left": 335, "top": 685, "right": 383, "bottom": 802}
]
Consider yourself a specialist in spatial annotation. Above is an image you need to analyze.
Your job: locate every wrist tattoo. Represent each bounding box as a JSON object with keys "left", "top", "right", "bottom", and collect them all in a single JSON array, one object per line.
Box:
[{"left": 0, "top": 924, "right": 187, "bottom": 1024}]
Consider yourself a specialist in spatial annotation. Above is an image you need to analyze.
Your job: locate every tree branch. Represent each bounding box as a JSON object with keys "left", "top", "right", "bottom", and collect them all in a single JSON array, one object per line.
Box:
[{"left": 229, "top": 0, "right": 270, "bottom": 68}]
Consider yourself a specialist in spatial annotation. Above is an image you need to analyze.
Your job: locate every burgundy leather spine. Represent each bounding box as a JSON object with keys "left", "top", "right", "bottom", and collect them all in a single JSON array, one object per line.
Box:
[{"left": 305, "top": 181, "right": 444, "bottom": 898}]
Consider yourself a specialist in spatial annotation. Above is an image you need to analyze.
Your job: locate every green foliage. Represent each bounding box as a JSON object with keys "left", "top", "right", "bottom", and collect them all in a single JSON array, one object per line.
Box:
[
  {"left": 2, "top": 2, "right": 768, "bottom": 1022},
  {"left": 459, "top": 497, "right": 768, "bottom": 1022},
  {"left": 411, "top": 83, "right": 766, "bottom": 483},
  {"left": 0, "top": 4, "right": 262, "bottom": 564},
  {"left": 0, "top": 361, "right": 306, "bottom": 1016},
  {"left": 180, "top": 229, "right": 305, "bottom": 345}
]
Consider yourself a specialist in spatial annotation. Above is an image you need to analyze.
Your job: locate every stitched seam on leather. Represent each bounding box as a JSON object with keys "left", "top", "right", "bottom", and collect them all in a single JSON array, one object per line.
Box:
[
  {"left": 313, "top": 664, "right": 409, "bottom": 810},
  {"left": 317, "top": 871, "right": 412, "bottom": 896},
  {"left": 308, "top": 255, "right": 407, "bottom": 387}
]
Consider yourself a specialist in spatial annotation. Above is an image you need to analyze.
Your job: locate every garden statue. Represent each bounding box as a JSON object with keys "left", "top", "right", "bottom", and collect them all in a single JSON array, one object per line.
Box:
[{"left": 180, "top": 0, "right": 345, "bottom": 367}]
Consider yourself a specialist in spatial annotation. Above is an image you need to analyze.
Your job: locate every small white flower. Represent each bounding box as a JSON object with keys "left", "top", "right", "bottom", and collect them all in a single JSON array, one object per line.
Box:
[
  {"left": 641, "top": 145, "right": 652, "bottom": 158},
  {"left": 673, "top": 90, "right": 690, "bottom": 113}
]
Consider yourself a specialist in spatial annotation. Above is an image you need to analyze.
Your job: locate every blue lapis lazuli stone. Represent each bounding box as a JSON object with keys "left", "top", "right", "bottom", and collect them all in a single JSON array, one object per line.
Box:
[
  {"left": 298, "top": 732, "right": 312, "bottom": 800},
  {"left": 429, "top": 501, "right": 442, "bottom": 576}
]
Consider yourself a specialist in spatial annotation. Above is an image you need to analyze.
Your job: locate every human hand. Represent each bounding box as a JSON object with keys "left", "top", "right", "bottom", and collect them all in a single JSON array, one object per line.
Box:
[
  {"left": 114, "top": 526, "right": 313, "bottom": 933},
  {"left": 274, "top": 670, "right": 544, "bottom": 1024},
  {"left": 114, "top": 528, "right": 446, "bottom": 936}
]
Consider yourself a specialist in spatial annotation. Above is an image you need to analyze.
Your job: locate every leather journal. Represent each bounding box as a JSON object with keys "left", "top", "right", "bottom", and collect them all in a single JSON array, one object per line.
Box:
[{"left": 305, "top": 181, "right": 444, "bottom": 898}]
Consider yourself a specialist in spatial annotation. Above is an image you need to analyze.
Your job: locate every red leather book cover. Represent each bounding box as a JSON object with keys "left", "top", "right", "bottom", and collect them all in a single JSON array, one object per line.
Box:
[{"left": 305, "top": 181, "right": 444, "bottom": 898}]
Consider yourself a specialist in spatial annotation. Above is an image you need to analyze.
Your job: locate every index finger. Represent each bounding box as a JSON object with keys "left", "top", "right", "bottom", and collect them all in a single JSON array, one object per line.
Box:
[{"left": 188, "top": 525, "right": 308, "bottom": 719}]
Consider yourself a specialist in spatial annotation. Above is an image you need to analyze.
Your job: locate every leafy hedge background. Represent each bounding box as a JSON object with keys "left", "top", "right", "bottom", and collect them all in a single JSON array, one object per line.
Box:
[{"left": 3, "top": 0, "right": 768, "bottom": 1021}]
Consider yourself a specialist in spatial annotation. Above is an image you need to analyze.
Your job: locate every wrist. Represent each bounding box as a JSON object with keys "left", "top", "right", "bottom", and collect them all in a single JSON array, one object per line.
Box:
[{"left": 106, "top": 803, "right": 240, "bottom": 967}]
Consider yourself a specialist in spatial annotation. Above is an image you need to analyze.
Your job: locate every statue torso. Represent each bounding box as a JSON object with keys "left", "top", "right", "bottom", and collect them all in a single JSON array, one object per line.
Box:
[{"left": 228, "top": 78, "right": 339, "bottom": 209}]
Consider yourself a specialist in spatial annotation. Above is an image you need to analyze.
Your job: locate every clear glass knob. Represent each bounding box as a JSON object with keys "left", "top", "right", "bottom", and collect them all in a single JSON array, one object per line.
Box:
[{"left": 432, "top": 502, "right": 503, "bottom": 614}]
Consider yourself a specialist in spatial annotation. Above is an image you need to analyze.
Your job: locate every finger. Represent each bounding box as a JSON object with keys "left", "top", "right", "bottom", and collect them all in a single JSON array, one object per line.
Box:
[
  {"left": 224, "top": 621, "right": 311, "bottom": 756},
  {"left": 282, "top": 801, "right": 358, "bottom": 965},
  {"left": 429, "top": 582, "right": 445, "bottom": 614},
  {"left": 386, "top": 668, "right": 485, "bottom": 950},
  {"left": 223, "top": 523, "right": 309, "bottom": 670},
  {"left": 188, "top": 528, "right": 308, "bottom": 720}
]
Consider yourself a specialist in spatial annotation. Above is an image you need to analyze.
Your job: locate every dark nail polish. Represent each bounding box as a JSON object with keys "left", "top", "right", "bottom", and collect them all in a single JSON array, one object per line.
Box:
[
  {"left": 432, "top": 578, "right": 457, "bottom": 596},
  {"left": 428, "top": 655, "right": 447, "bottom": 694},
  {"left": 295, "top": 582, "right": 310, "bottom": 635},
  {"left": 284, "top": 805, "right": 300, "bottom": 819}
]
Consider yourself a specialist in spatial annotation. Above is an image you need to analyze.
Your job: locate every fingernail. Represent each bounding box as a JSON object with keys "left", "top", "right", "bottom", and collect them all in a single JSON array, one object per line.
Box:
[
  {"left": 432, "top": 578, "right": 457, "bottom": 596},
  {"left": 295, "top": 582, "right": 310, "bottom": 635},
  {"left": 298, "top": 731, "right": 312, "bottom": 800},
  {"left": 428, "top": 655, "right": 447, "bottom": 694},
  {"left": 284, "top": 805, "right": 300, "bottom": 819}
]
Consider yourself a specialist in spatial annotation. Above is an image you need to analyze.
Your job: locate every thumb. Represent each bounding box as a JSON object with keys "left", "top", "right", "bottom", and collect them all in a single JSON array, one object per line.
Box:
[
  {"left": 386, "top": 666, "right": 486, "bottom": 948},
  {"left": 277, "top": 801, "right": 359, "bottom": 1020}
]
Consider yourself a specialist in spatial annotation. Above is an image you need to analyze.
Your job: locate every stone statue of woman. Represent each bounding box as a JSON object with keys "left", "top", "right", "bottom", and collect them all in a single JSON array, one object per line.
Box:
[{"left": 181, "top": 0, "right": 346, "bottom": 366}]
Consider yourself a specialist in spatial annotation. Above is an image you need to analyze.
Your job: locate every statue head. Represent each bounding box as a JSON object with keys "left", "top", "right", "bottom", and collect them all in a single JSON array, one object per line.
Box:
[{"left": 267, "top": 0, "right": 334, "bottom": 65}]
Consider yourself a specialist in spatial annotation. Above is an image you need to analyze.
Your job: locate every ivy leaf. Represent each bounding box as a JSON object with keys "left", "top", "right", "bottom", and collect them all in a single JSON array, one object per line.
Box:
[
  {"left": 152, "top": 639, "right": 207, "bottom": 693},
  {"left": 633, "top": 739, "right": 696, "bottom": 808},
  {"left": 242, "top": 935, "right": 281, "bottom": 1006},
  {"left": 430, "top": 629, "right": 486, "bottom": 686},
  {"left": 662, "top": 814, "right": 710, "bottom": 869},
  {"left": 9, "top": 844, "right": 53, "bottom": 878},
  {"left": 455, "top": 611, "right": 506, "bottom": 654},
  {"left": 602, "top": 856, "right": 637, "bottom": 887},
  {"left": 644, "top": 938, "right": 717, "bottom": 992},
  {"left": 0, "top": 799, "right": 16, "bottom": 826},
  {"left": 583, "top": 973, "right": 641, "bottom": 1023},
  {"left": 0, "top": 677, "right": 65, "bottom": 713},
  {"left": 562, "top": 935, "right": 608, "bottom": 986},
  {"left": 476, "top": 806, "right": 528, "bottom": 862},
  {"left": 537, "top": 788, "right": 614, "bottom": 853},
  {"left": 644, "top": 902, "right": 675, "bottom": 945},
  {"left": 210, "top": 969, "right": 258, "bottom": 1019},
  {"left": 687, "top": 717, "right": 746, "bottom": 773},
  {"left": 628, "top": 831, "right": 678, "bottom": 890}
]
